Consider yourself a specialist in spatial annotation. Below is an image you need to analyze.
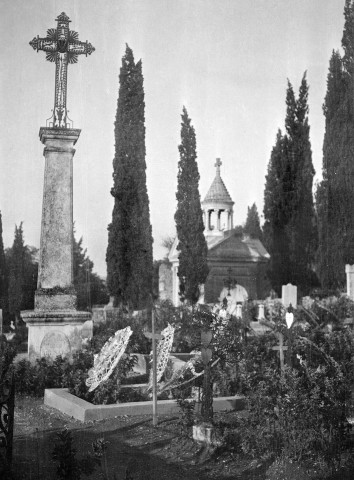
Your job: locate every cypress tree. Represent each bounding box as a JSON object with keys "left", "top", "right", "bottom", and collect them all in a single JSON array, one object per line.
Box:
[
  {"left": 73, "top": 229, "right": 108, "bottom": 309},
  {"left": 285, "top": 74, "right": 317, "bottom": 292},
  {"left": 244, "top": 203, "right": 263, "bottom": 240},
  {"left": 106, "top": 45, "right": 153, "bottom": 310},
  {"left": 8, "top": 223, "right": 25, "bottom": 324},
  {"left": 264, "top": 75, "right": 317, "bottom": 295},
  {"left": 263, "top": 130, "right": 292, "bottom": 293},
  {"left": 317, "top": 0, "right": 354, "bottom": 289},
  {"left": 175, "top": 107, "right": 209, "bottom": 304}
]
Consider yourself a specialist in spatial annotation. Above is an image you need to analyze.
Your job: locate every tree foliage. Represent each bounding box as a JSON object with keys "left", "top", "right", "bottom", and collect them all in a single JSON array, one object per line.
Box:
[
  {"left": 106, "top": 45, "right": 153, "bottom": 310},
  {"left": 174, "top": 107, "right": 209, "bottom": 304},
  {"left": 263, "top": 75, "right": 317, "bottom": 295},
  {"left": 244, "top": 203, "right": 263, "bottom": 240},
  {"left": 73, "top": 228, "right": 108, "bottom": 310},
  {"left": 316, "top": 0, "right": 354, "bottom": 289},
  {"left": 6, "top": 223, "right": 37, "bottom": 323}
]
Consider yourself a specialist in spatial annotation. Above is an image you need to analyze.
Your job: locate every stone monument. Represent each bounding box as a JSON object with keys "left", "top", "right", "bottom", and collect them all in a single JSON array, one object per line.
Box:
[{"left": 22, "top": 13, "right": 95, "bottom": 361}]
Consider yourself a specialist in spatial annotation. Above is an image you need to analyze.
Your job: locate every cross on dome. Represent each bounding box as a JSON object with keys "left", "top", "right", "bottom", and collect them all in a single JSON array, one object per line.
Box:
[{"left": 215, "top": 158, "right": 222, "bottom": 175}]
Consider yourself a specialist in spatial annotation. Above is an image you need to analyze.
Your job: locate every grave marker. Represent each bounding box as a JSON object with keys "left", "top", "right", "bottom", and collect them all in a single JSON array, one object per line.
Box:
[
  {"left": 144, "top": 311, "right": 163, "bottom": 426},
  {"left": 281, "top": 283, "right": 297, "bottom": 309},
  {"left": 22, "top": 13, "right": 95, "bottom": 360},
  {"left": 272, "top": 332, "right": 288, "bottom": 373}
]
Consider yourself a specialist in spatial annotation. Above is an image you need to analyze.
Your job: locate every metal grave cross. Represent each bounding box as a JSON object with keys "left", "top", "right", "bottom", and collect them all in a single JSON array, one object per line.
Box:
[
  {"left": 271, "top": 331, "right": 288, "bottom": 373},
  {"left": 144, "top": 311, "right": 163, "bottom": 426},
  {"left": 29, "top": 12, "right": 95, "bottom": 128}
]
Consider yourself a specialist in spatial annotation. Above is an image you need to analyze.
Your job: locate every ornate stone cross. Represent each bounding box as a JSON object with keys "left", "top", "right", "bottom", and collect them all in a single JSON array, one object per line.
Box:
[{"left": 29, "top": 12, "right": 95, "bottom": 128}]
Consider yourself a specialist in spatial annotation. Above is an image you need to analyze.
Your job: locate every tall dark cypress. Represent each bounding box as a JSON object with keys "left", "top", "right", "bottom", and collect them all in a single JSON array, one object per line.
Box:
[
  {"left": 263, "top": 130, "right": 292, "bottom": 293},
  {"left": 317, "top": 1, "right": 354, "bottom": 289},
  {"left": 285, "top": 74, "right": 317, "bottom": 292},
  {"left": 8, "top": 223, "right": 25, "bottom": 323},
  {"left": 264, "top": 75, "right": 317, "bottom": 295},
  {"left": 106, "top": 45, "right": 153, "bottom": 310},
  {"left": 175, "top": 107, "right": 209, "bottom": 304}
]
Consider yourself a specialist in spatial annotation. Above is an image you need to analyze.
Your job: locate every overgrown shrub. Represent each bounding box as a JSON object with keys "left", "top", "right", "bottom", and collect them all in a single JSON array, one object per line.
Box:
[
  {"left": 14, "top": 348, "right": 137, "bottom": 404},
  {"left": 0, "top": 340, "right": 16, "bottom": 377},
  {"left": 238, "top": 360, "right": 351, "bottom": 473}
]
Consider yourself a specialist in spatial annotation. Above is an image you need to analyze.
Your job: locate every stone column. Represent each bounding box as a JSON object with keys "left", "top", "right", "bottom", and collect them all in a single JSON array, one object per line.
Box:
[
  {"left": 35, "top": 128, "right": 79, "bottom": 310},
  {"left": 22, "top": 128, "right": 91, "bottom": 361},
  {"left": 225, "top": 209, "right": 230, "bottom": 230},
  {"left": 217, "top": 210, "right": 221, "bottom": 231},
  {"left": 346, "top": 264, "right": 354, "bottom": 301}
]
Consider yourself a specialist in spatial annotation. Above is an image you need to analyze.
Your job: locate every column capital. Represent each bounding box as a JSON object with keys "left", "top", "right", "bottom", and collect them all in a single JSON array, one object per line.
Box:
[{"left": 39, "top": 127, "right": 81, "bottom": 146}]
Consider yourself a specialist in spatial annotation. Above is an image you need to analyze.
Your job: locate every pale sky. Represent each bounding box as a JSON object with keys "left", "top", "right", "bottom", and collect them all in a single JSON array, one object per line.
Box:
[{"left": 0, "top": 0, "right": 346, "bottom": 276}]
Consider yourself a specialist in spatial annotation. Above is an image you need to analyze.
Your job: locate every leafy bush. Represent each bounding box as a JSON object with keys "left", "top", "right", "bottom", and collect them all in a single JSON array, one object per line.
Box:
[
  {"left": 0, "top": 339, "right": 16, "bottom": 377},
  {"left": 14, "top": 348, "right": 137, "bottom": 404},
  {"left": 237, "top": 358, "right": 351, "bottom": 474},
  {"left": 52, "top": 429, "right": 81, "bottom": 480}
]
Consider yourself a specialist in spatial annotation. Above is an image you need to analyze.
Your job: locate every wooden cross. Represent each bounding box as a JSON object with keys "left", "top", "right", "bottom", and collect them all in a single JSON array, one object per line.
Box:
[
  {"left": 29, "top": 12, "right": 95, "bottom": 128},
  {"left": 272, "top": 332, "right": 288, "bottom": 373},
  {"left": 144, "top": 311, "right": 163, "bottom": 426}
]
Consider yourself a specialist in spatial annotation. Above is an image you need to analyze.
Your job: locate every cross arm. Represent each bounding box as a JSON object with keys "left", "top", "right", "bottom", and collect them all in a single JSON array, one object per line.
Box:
[
  {"left": 68, "top": 40, "right": 95, "bottom": 56},
  {"left": 29, "top": 36, "right": 56, "bottom": 53}
]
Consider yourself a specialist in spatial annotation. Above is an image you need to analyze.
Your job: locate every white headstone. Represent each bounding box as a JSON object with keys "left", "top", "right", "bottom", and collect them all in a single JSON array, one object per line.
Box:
[
  {"left": 257, "top": 304, "right": 265, "bottom": 320},
  {"left": 281, "top": 283, "right": 297, "bottom": 309},
  {"left": 235, "top": 304, "right": 243, "bottom": 318},
  {"left": 345, "top": 264, "right": 354, "bottom": 301}
]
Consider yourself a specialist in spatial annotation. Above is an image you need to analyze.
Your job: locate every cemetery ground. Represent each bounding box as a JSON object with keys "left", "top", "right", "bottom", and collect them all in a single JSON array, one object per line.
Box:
[
  {"left": 12, "top": 394, "right": 258, "bottom": 480},
  {"left": 3, "top": 297, "right": 354, "bottom": 479}
]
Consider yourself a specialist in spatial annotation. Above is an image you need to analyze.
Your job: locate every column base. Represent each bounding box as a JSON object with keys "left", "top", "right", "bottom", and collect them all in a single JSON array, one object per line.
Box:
[{"left": 21, "top": 310, "right": 92, "bottom": 362}]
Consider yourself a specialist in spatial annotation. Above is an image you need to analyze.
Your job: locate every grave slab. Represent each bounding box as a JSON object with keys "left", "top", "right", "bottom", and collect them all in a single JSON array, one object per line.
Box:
[{"left": 44, "top": 388, "right": 245, "bottom": 422}]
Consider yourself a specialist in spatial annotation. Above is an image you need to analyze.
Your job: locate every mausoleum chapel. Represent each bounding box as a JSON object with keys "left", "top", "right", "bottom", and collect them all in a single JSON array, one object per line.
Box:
[{"left": 162, "top": 159, "right": 270, "bottom": 305}]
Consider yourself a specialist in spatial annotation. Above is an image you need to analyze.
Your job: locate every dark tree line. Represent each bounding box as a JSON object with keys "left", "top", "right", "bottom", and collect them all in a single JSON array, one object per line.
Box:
[
  {"left": 262, "top": 1, "right": 354, "bottom": 295},
  {"left": 263, "top": 74, "right": 317, "bottom": 295},
  {"left": 316, "top": 0, "right": 354, "bottom": 289},
  {"left": 0, "top": 215, "right": 107, "bottom": 328}
]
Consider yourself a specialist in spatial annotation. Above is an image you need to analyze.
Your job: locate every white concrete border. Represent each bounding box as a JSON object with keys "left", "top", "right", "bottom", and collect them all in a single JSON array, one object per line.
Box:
[{"left": 44, "top": 388, "right": 245, "bottom": 422}]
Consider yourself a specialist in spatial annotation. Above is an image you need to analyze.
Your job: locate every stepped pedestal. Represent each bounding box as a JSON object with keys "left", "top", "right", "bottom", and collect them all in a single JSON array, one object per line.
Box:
[{"left": 22, "top": 128, "right": 92, "bottom": 361}]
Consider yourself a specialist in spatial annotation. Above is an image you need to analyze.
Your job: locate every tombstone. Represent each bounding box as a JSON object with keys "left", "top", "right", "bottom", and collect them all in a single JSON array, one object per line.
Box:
[
  {"left": 281, "top": 283, "right": 297, "bottom": 309},
  {"left": 21, "top": 13, "right": 95, "bottom": 361},
  {"left": 257, "top": 304, "right": 265, "bottom": 320},
  {"left": 345, "top": 264, "right": 354, "bottom": 301},
  {"left": 235, "top": 304, "right": 243, "bottom": 318}
]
